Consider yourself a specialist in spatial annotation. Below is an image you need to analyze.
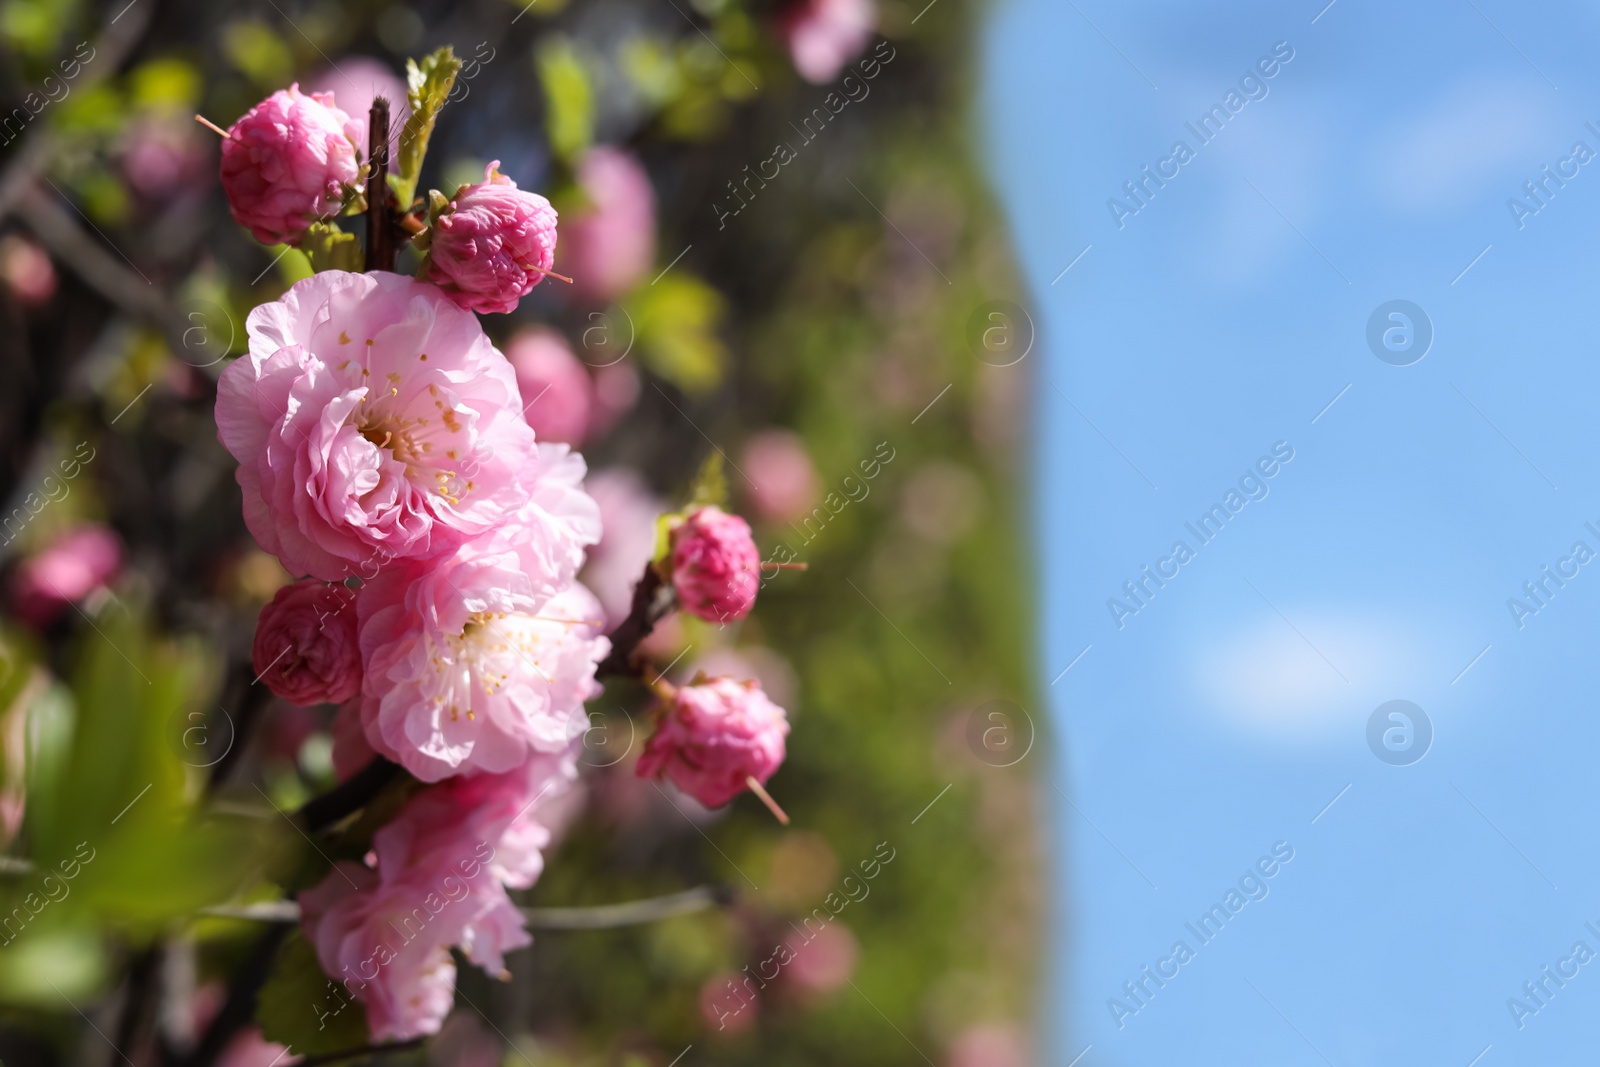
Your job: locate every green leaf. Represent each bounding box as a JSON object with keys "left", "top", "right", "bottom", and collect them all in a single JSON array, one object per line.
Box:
[
  {"left": 687, "top": 451, "right": 728, "bottom": 510},
  {"left": 536, "top": 38, "right": 593, "bottom": 164},
  {"left": 622, "top": 272, "right": 728, "bottom": 395},
  {"left": 301, "top": 222, "right": 362, "bottom": 273},
  {"left": 257, "top": 931, "right": 370, "bottom": 1055},
  {"left": 395, "top": 46, "right": 462, "bottom": 209}
]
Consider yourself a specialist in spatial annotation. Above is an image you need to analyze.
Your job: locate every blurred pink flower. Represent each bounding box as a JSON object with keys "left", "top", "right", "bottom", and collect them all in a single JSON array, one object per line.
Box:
[
  {"left": 669, "top": 507, "right": 760, "bottom": 624},
  {"left": 778, "top": 0, "right": 876, "bottom": 84},
  {"left": 700, "top": 972, "right": 759, "bottom": 1034},
  {"left": 252, "top": 579, "right": 361, "bottom": 706},
  {"left": 220, "top": 84, "right": 362, "bottom": 246},
  {"left": 9, "top": 524, "right": 122, "bottom": 627},
  {"left": 741, "top": 430, "right": 820, "bottom": 524},
  {"left": 218, "top": 1028, "right": 299, "bottom": 1067},
  {"left": 0, "top": 236, "right": 57, "bottom": 306},
  {"left": 581, "top": 468, "right": 664, "bottom": 628},
  {"left": 305, "top": 58, "right": 410, "bottom": 160},
  {"left": 299, "top": 751, "right": 576, "bottom": 1040},
  {"left": 562, "top": 147, "right": 656, "bottom": 303},
  {"left": 589, "top": 361, "right": 641, "bottom": 439},
  {"left": 505, "top": 328, "right": 593, "bottom": 445},
  {"left": 637, "top": 676, "right": 788, "bottom": 808},
  {"left": 427, "top": 162, "right": 559, "bottom": 315},
  {"left": 121, "top": 114, "right": 211, "bottom": 201},
  {"left": 946, "top": 1023, "right": 1031, "bottom": 1067},
  {"left": 215, "top": 270, "right": 537, "bottom": 581},
  {"left": 786, "top": 921, "right": 857, "bottom": 995}
]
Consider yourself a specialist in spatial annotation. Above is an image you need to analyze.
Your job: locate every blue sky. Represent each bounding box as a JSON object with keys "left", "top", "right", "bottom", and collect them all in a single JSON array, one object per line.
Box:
[{"left": 982, "top": 1, "right": 1600, "bottom": 1063}]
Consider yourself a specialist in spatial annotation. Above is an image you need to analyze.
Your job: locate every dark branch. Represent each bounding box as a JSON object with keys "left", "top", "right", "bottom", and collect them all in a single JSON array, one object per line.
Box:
[
  {"left": 296, "top": 756, "right": 402, "bottom": 833},
  {"left": 294, "top": 1038, "right": 425, "bottom": 1067},
  {"left": 364, "top": 98, "right": 396, "bottom": 273},
  {"left": 595, "top": 564, "right": 675, "bottom": 678}
]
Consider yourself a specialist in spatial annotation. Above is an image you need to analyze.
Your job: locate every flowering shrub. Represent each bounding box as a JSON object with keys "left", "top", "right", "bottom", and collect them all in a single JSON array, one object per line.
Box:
[{"left": 206, "top": 50, "right": 797, "bottom": 1045}]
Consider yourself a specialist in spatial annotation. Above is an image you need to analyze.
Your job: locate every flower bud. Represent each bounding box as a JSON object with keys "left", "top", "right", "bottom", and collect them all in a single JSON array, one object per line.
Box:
[
  {"left": 636, "top": 676, "right": 789, "bottom": 808},
  {"left": 219, "top": 84, "right": 362, "bottom": 246},
  {"left": 427, "top": 162, "right": 559, "bottom": 315},
  {"left": 669, "top": 506, "right": 761, "bottom": 624},
  {"left": 251, "top": 579, "right": 361, "bottom": 706}
]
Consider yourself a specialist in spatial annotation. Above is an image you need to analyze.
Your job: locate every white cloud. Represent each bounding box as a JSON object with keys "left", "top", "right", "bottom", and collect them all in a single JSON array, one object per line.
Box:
[{"left": 1366, "top": 78, "right": 1562, "bottom": 214}]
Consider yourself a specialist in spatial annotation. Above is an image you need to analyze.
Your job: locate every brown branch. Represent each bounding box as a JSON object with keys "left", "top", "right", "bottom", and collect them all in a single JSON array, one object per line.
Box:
[
  {"left": 595, "top": 564, "right": 676, "bottom": 678},
  {"left": 363, "top": 98, "right": 396, "bottom": 272},
  {"left": 295, "top": 756, "right": 402, "bottom": 833}
]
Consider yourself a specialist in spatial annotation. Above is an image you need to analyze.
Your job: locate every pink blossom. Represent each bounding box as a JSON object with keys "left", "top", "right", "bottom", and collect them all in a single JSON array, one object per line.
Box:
[
  {"left": 581, "top": 468, "right": 664, "bottom": 627},
  {"left": 358, "top": 494, "right": 608, "bottom": 782},
  {"left": 252, "top": 579, "right": 361, "bottom": 705},
  {"left": 947, "top": 1024, "right": 1031, "bottom": 1067},
  {"left": 741, "top": 430, "right": 820, "bottom": 524},
  {"left": 9, "top": 524, "right": 122, "bottom": 627},
  {"left": 220, "top": 84, "right": 362, "bottom": 246},
  {"left": 0, "top": 235, "right": 57, "bottom": 306},
  {"left": 121, "top": 114, "right": 211, "bottom": 201},
  {"left": 636, "top": 676, "right": 788, "bottom": 808},
  {"left": 215, "top": 270, "right": 538, "bottom": 581},
  {"left": 218, "top": 1029, "right": 299, "bottom": 1067},
  {"left": 426, "top": 162, "right": 559, "bottom": 315},
  {"left": 669, "top": 506, "right": 760, "bottom": 624},
  {"left": 786, "top": 921, "right": 857, "bottom": 995},
  {"left": 589, "top": 361, "right": 641, "bottom": 439},
  {"left": 305, "top": 58, "right": 410, "bottom": 160},
  {"left": 562, "top": 147, "right": 655, "bottom": 303},
  {"left": 299, "top": 753, "right": 575, "bottom": 1040},
  {"left": 505, "top": 328, "right": 593, "bottom": 445},
  {"left": 299, "top": 862, "right": 469, "bottom": 1042},
  {"left": 700, "top": 971, "right": 759, "bottom": 1034},
  {"left": 779, "top": 0, "right": 875, "bottom": 83},
  {"left": 361, "top": 572, "right": 604, "bottom": 780}
]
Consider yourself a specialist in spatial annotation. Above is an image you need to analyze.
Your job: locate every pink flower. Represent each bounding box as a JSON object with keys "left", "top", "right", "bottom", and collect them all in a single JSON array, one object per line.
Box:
[
  {"left": 121, "top": 114, "right": 211, "bottom": 201},
  {"left": 9, "top": 524, "right": 122, "bottom": 627},
  {"left": 636, "top": 676, "right": 788, "bottom": 808},
  {"left": 299, "top": 862, "right": 469, "bottom": 1042},
  {"left": 562, "top": 147, "right": 656, "bottom": 303},
  {"left": 251, "top": 579, "right": 361, "bottom": 706},
  {"left": 299, "top": 753, "right": 575, "bottom": 1040},
  {"left": 426, "top": 162, "right": 558, "bottom": 315},
  {"left": 785, "top": 921, "right": 857, "bottom": 995},
  {"left": 505, "top": 328, "right": 593, "bottom": 445},
  {"left": 0, "top": 235, "right": 57, "bottom": 307},
  {"left": 700, "top": 971, "right": 759, "bottom": 1034},
  {"left": 220, "top": 84, "right": 362, "bottom": 246},
  {"left": 215, "top": 270, "right": 538, "bottom": 581},
  {"left": 779, "top": 0, "right": 875, "bottom": 83},
  {"left": 947, "top": 1024, "right": 1031, "bottom": 1067},
  {"left": 669, "top": 507, "right": 760, "bottom": 624},
  {"left": 218, "top": 1029, "right": 299, "bottom": 1067},
  {"left": 581, "top": 468, "right": 663, "bottom": 627},
  {"left": 358, "top": 572, "right": 604, "bottom": 780},
  {"left": 741, "top": 430, "right": 820, "bottom": 524},
  {"left": 305, "top": 58, "right": 410, "bottom": 160}
]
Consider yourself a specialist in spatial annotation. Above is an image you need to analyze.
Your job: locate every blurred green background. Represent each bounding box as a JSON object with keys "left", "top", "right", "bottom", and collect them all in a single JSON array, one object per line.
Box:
[{"left": 0, "top": 0, "right": 1040, "bottom": 1064}]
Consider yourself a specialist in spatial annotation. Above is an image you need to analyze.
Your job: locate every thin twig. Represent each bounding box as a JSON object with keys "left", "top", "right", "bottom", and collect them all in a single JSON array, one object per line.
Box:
[{"left": 201, "top": 885, "right": 735, "bottom": 929}]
